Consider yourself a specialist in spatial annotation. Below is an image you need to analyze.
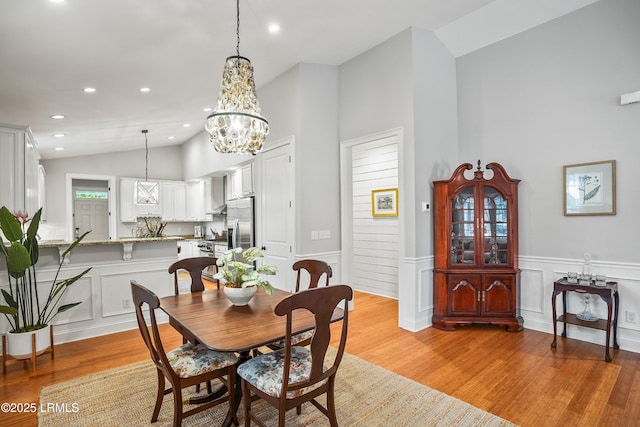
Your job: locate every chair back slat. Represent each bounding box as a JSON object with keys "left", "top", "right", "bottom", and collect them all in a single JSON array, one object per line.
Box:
[
  {"left": 293, "top": 259, "right": 332, "bottom": 292},
  {"left": 130, "top": 280, "right": 173, "bottom": 376},
  {"left": 168, "top": 256, "right": 219, "bottom": 294},
  {"left": 274, "top": 285, "right": 352, "bottom": 392}
]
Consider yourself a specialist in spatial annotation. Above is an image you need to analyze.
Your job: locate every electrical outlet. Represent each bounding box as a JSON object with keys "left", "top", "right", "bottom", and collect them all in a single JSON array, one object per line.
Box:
[
  {"left": 123, "top": 298, "right": 131, "bottom": 309},
  {"left": 626, "top": 311, "right": 636, "bottom": 324}
]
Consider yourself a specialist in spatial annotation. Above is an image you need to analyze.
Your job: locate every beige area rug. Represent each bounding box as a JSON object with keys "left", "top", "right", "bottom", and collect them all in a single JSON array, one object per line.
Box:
[{"left": 39, "top": 351, "right": 516, "bottom": 427}]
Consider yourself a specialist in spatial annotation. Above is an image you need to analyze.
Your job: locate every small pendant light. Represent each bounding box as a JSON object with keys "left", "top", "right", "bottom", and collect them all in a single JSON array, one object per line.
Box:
[{"left": 135, "top": 129, "right": 159, "bottom": 205}]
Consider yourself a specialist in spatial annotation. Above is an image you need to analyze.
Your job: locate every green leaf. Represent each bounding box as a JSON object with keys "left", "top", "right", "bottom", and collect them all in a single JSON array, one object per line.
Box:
[
  {"left": 1, "top": 289, "right": 17, "bottom": 308},
  {"left": 51, "top": 267, "right": 92, "bottom": 296},
  {"left": 55, "top": 302, "right": 82, "bottom": 314},
  {"left": 26, "top": 208, "right": 42, "bottom": 240},
  {"left": 0, "top": 206, "right": 22, "bottom": 242},
  {"left": 61, "top": 231, "right": 91, "bottom": 258},
  {"left": 6, "top": 242, "right": 31, "bottom": 274},
  {"left": 0, "top": 305, "right": 18, "bottom": 315}
]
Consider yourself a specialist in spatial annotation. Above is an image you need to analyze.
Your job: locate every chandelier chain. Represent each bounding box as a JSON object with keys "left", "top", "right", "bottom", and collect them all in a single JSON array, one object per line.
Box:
[
  {"left": 142, "top": 130, "right": 149, "bottom": 181},
  {"left": 236, "top": 0, "right": 240, "bottom": 59}
]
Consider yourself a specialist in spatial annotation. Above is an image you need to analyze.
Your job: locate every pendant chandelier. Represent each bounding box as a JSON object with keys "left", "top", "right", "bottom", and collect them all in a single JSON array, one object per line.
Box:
[
  {"left": 205, "top": 0, "right": 269, "bottom": 155},
  {"left": 135, "top": 129, "right": 159, "bottom": 205}
]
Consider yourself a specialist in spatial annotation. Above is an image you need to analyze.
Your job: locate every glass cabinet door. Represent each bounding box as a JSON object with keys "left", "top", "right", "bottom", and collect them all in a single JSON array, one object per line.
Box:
[
  {"left": 483, "top": 186, "right": 508, "bottom": 264},
  {"left": 450, "top": 187, "right": 475, "bottom": 265}
]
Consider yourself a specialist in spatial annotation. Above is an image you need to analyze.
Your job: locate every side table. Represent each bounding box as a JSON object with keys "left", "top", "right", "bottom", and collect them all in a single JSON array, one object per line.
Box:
[{"left": 551, "top": 278, "right": 619, "bottom": 362}]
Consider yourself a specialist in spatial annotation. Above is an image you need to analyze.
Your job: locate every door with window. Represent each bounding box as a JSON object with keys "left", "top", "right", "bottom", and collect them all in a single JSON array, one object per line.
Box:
[{"left": 73, "top": 187, "right": 109, "bottom": 241}]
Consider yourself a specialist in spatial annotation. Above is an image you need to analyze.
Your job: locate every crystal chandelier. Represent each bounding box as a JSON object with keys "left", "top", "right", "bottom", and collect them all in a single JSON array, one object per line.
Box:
[
  {"left": 205, "top": 0, "right": 269, "bottom": 155},
  {"left": 135, "top": 130, "right": 159, "bottom": 205}
]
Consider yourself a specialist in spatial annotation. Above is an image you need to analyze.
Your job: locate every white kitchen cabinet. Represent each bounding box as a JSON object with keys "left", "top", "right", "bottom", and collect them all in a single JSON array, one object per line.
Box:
[
  {"left": 177, "top": 240, "right": 193, "bottom": 259},
  {"left": 241, "top": 163, "right": 253, "bottom": 196},
  {"left": 187, "top": 180, "right": 206, "bottom": 221},
  {"left": 119, "top": 178, "right": 137, "bottom": 222},
  {"left": 226, "top": 170, "right": 241, "bottom": 200},
  {"left": 203, "top": 177, "right": 214, "bottom": 214},
  {"left": 137, "top": 196, "right": 162, "bottom": 217},
  {"left": 161, "top": 181, "right": 187, "bottom": 221},
  {"left": 38, "top": 165, "right": 46, "bottom": 221},
  {"left": 0, "top": 124, "right": 40, "bottom": 214}
]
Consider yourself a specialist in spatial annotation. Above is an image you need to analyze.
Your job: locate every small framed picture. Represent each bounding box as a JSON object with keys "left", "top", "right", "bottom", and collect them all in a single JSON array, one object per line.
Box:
[
  {"left": 563, "top": 160, "right": 616, "bottom": 216},
  {"left": 371, "top": 188, "right": 398, "bottom": 217}
]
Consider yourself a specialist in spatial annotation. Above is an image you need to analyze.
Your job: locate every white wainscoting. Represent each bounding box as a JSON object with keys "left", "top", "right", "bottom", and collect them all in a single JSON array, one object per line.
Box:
[
  {"left": 401, "top": 254, "right": 640, "bottom": 354},
  {"left": 0, "top": 256, "right": 175, "bottom": 348}
]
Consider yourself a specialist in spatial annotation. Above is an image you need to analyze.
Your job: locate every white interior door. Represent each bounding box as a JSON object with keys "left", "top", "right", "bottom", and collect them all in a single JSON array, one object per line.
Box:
[{"left": 259, "top": 139, "right": 294, "bottom": 292}]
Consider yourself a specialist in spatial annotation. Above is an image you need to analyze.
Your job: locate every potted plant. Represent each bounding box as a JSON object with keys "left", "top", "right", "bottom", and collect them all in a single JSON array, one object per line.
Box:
[
  {"left": 0, "top": 206, "right": 92, "bottom": 359},
  {"left": 213, "top": 246, "right": 277, "bottom": 306}
]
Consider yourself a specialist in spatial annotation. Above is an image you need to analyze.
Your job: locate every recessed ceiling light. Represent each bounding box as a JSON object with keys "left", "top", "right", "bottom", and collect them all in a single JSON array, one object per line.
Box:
[
  {"left": 183, "top": 123, "right": 191, "bottom": 128},
  {"left": 53, "top": 133, "right": 66, "bottom": 138},
  {"left": 268, "top": 24, "right": 280, "bottom": 33},
  {"left": 203, "top": 107, "right": 213, "bottom": 112},
  {"left": 50, "top": 114, "right": 65, "bottom": 119},
  {"left": 84, "top": 87, "right": 96, "bottom": 93},
  {"left": 54, "top": 147, "right": 65, "bottom": 151},
  {"left": 50, "top": 0, "right": 64, "bottom": 3},
  {"left": 140, "top": 87, "right": 151, "bottom": 92},
  {"left": 168, "top": 136, "right": 176, "bottom": 140}
]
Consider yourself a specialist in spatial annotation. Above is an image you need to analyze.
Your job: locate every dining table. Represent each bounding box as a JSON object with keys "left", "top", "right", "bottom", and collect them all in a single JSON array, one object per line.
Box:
[{"left": 159, "top": 287, "right": 344, "bottom": 427}]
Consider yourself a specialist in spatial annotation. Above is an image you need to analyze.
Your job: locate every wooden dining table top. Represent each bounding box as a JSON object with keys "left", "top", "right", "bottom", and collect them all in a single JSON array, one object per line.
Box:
[{"left": 159, "top": 287, "right": 344, "bottom": 353}]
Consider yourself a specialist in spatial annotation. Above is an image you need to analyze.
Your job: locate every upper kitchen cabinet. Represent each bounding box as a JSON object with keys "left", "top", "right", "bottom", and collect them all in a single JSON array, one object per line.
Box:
[
  {"left": 226, "top": 162, "right": 254, "bottom": 201},
  {"left": 0, "top": 124, "right": 40, "bottom": 214},
  {"left": 241, "top": 163, "right": 253, "bottom": 196},
  {"left": 187, "top": 180, "right": 206, "bottom": 221},
  {"left": 161, "top": 181, "right": 187, "bottom": 222},
  {"left": 119, "top": 177, "right": 208, "bottom": 223}
]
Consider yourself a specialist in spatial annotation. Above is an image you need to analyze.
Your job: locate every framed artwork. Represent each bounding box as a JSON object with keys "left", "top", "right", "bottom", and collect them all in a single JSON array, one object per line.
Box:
[
  {"left": 563, "top": 160, "right": 616, "bottom": 216},
  {"left": 371, "top": 188, "right": 398, "bottom": 217}
]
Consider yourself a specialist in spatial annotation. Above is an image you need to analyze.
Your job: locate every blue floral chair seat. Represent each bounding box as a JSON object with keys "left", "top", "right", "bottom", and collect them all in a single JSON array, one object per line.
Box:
[
  {"left": 268, "top": 330, "right": 314, "bottom": 349},
  {"left": 167, "top": 342, "right": 238, "bottom": 378},
  {"left": 237, "top": 346, "right": 327, "bottom": 399}
]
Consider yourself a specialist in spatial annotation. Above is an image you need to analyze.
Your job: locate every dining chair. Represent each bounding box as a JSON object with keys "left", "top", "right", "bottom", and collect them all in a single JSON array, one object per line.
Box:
[
  {"left": 237, "top": 284, "right": 353, "bottom": 427},
  {"left": 168, "top": 256, "right": 219, "bottom": 295},
  {"left": 267, "top": 260, "right": 333, "bottom": 351},
  {"left": 292, "top": 259, "right": 332, "bottom": 292},
  {"left": 131, "top": 280, "right": 238, "bottom": 426}
]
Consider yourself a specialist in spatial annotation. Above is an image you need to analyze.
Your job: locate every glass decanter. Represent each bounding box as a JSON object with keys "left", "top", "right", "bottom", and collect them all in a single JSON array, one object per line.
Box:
[{"left": 576, "top": 252, "right": 597, "bottom": 321}]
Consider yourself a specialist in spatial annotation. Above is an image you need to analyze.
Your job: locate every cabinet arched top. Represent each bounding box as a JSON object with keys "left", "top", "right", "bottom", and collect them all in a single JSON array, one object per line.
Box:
[{"left": 434, "top": 161, "right": 521, "bottom": 187}]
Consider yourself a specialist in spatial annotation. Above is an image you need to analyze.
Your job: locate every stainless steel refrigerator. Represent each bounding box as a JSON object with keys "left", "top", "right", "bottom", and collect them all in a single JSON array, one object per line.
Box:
[{"left": 226, "top": 196, "right": 255, "bottom": 252}]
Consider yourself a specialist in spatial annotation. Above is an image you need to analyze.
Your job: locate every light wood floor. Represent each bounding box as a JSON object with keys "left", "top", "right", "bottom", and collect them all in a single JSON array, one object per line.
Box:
[{"left": 1, "top": 291, "right": 638, "bottom": 426}]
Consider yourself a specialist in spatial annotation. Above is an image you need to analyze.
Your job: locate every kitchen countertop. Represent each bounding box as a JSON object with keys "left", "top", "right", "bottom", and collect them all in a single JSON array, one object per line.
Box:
[{"left": 38, "top": 235, "right": 183, "bottom": 248}]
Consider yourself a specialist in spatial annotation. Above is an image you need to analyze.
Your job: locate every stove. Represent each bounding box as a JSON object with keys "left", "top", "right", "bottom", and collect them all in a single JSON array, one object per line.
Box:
[{"left": 197, "top": 240, "right": 227, "bottom": 280}]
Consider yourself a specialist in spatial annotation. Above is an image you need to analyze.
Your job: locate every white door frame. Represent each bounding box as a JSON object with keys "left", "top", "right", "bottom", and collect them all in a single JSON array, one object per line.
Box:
[
  {"left": 340, "top": 127, "right": 405, "bottom": 297},
  {"left": 65, "top": 173, "right": 117, "bottom": 242}
]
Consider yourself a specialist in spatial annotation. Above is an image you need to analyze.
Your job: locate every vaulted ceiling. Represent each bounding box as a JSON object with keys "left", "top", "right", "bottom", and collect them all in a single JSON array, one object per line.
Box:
[{"left": 0, "top": 0, "right": 599, "bottom": 159}]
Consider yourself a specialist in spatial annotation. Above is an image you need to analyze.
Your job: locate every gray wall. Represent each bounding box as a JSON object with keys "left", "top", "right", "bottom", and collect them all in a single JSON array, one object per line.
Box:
[
  {"left": 339, "top": 27, "right": 459, "bottom": 259},
  {"left": 259, "top": 63, "right": 340, "bottom": 255},
  {"left": 456, "top": 0, "right": 640, "bottom": 263}
]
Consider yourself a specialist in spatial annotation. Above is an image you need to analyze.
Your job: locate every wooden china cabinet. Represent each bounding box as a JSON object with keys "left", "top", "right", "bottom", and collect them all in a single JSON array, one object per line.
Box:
[{"left": 432, "top": 161, "right": 523, "bottom": 332}]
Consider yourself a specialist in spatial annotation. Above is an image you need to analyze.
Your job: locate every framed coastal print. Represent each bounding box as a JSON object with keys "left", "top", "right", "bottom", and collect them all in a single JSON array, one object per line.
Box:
[
  {"left": 371, "top": 188, "right": 398, "bottom": 217},
  {"left": 563, "top": 160, "right": 616, "bottom": 216}
]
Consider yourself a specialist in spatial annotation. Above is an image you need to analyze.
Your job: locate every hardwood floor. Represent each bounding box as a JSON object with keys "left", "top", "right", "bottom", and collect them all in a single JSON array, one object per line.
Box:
[{"left": 1, "top": 291, "right": 638, "bottom": 426}]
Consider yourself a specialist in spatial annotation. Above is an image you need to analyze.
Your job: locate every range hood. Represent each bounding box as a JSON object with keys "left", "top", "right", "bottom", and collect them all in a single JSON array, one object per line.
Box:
[
  {"left": 210, "top": 203, "right": 227, "bottom": 215},
  {"left": 207, "top": 175, "right": 227, "bottom": 215}
]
